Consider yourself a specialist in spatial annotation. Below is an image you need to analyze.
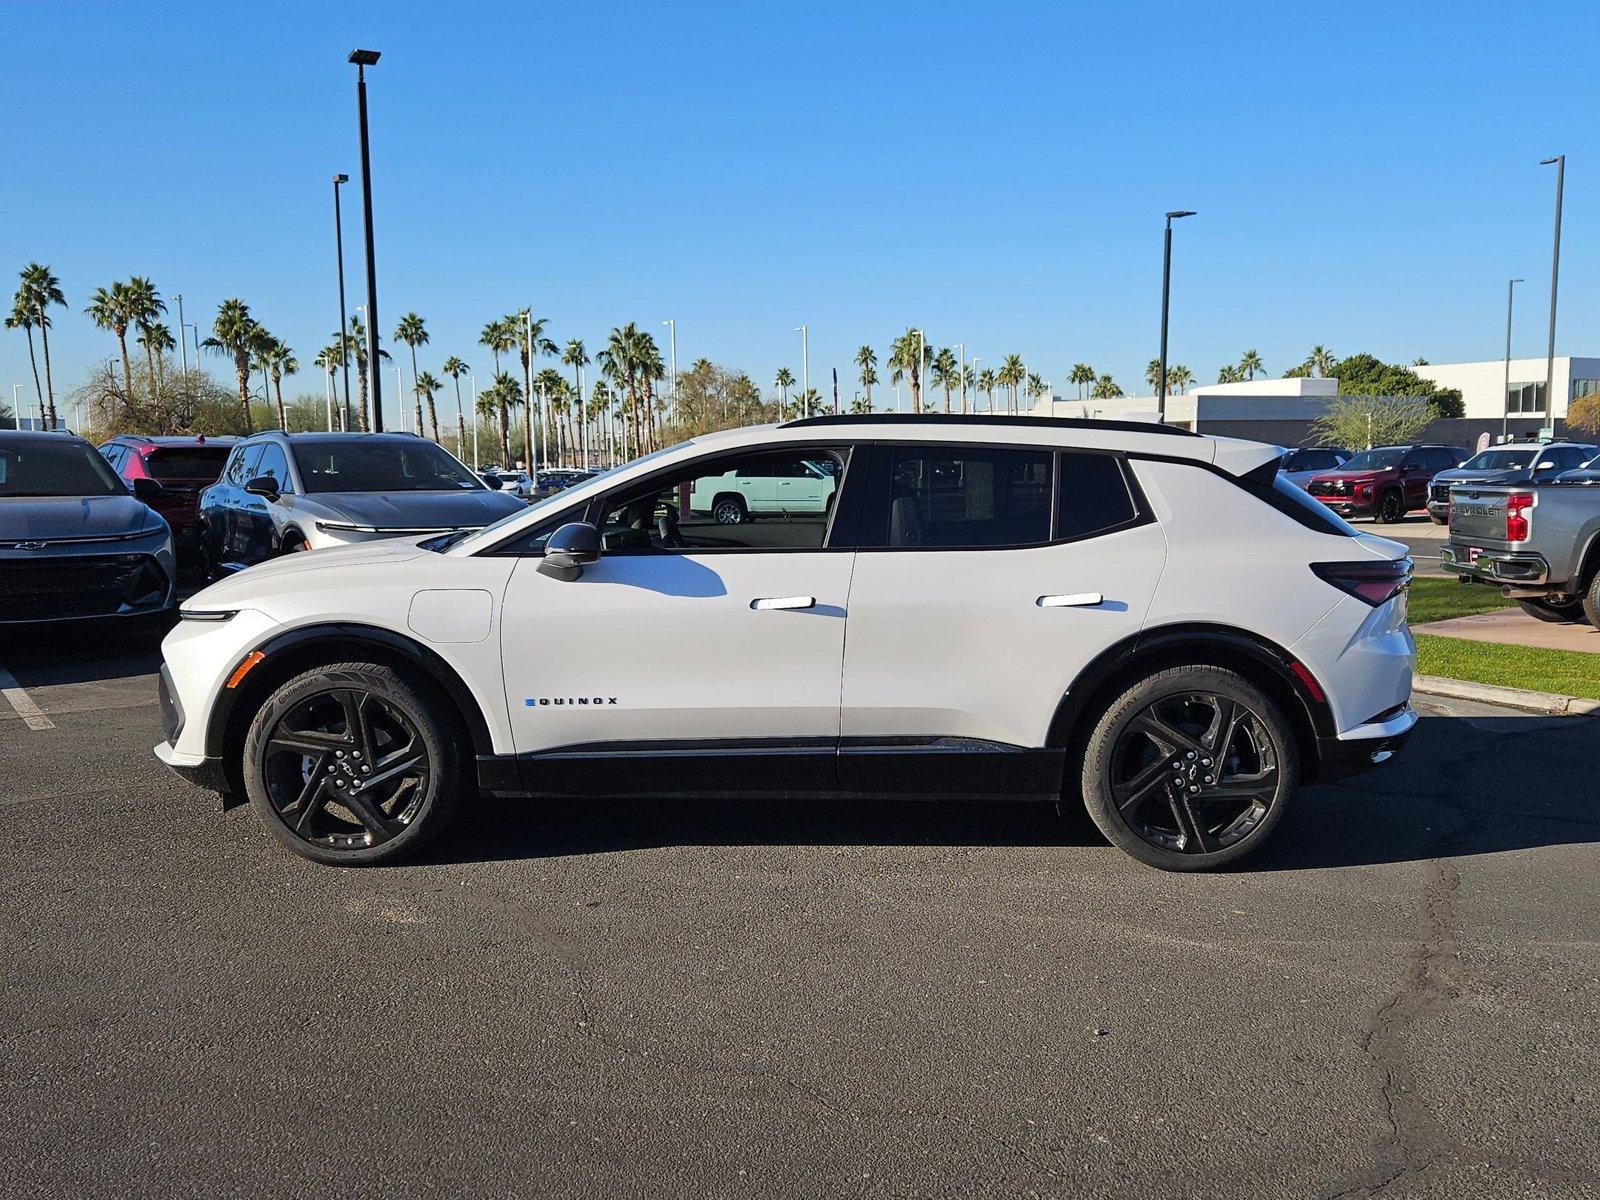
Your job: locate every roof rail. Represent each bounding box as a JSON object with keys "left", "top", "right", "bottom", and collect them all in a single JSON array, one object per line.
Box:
[{"left": 779, "top": 413, "right": 1202, "bottom": 438}]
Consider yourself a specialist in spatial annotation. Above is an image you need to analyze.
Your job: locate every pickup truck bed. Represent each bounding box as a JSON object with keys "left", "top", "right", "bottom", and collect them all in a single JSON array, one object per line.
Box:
[{"left": 1444, "top": 478, "right": 1600, "bottom": 626}]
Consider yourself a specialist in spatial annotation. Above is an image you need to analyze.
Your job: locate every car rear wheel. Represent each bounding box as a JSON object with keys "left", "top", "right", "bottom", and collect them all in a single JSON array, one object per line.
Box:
[
  {"left": 1378, "top": 490, "right": 1406, "bottom": 524},
  {"left": 1080, "top": 665, "right": 1296, "bottom": 872},
  {"left": 1517, "top": 596, "right": 1583, "bottom": 624},
  {"left": 713, "top": 495, "right": 748, "bottom": 524},
  {"left": 242, "top": 662, "right": 462, "bottom": 866}
]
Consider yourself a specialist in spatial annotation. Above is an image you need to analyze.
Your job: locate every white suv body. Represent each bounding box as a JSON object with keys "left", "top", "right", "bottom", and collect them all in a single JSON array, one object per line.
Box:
[
  {"left": 155, "top": 416, "right": 1417, "bottom": 871},
  {"left": 688, "top": 457, "right": 838, "bottom": 522}
]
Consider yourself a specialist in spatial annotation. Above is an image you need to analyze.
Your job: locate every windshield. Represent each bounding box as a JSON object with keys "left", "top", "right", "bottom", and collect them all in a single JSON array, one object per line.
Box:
[
  {"left": 452, "top": 443, "right": 689, "bottom": 549},
  {"left": 1339, "top": 448, "right": 1405, "bottom": 472},
  {"left": 0, "top": 438, "right": 125, "bottom": 498},
  {"left": 292, "top": 440, "right": 484, "bottom": 493},
  {"left": 1461, "top": 449, "right": 1536, "bottom": 471}
]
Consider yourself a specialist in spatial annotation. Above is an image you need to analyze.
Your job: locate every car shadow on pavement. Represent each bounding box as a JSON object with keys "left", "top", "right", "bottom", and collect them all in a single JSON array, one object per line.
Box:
[
  {"left": 423, "top": 713, "right": 1599, "bottom": 871},
  {"left": 0, "top": 619, "right": 171, "bottom": 687}
]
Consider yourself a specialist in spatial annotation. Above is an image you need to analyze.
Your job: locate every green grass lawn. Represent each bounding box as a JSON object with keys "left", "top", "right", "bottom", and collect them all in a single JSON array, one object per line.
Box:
[
  {"left": 1405, "top": 576, "right": 1514, "bottom": 625},
  {"left": 1414, "top": 634, "right": 1600, "bottom": 700}
]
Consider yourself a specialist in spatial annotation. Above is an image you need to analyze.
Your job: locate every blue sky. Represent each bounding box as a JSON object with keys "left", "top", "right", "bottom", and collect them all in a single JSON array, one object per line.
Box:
[{"left": 4, "top": 0, "right": 1597, "bottom": 422}]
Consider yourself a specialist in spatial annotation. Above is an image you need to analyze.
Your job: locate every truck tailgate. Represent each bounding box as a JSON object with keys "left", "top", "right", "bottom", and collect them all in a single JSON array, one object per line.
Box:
[{"left": 1447, "top": 487, "right": 1512, "bottom": 550}]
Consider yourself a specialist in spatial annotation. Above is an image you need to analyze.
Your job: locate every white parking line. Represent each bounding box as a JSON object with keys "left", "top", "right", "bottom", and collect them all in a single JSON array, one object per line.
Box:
[{"left": 0, "top": 660, "right": 55, "bottom": 731}]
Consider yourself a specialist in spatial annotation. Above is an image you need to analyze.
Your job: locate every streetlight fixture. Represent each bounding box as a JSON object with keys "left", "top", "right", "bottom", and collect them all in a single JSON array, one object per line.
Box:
[
  {"left": 1158, "top": 210, "right": 1196, "bottom": 424},
  {"left": 332, "top": 172, "right": 353, "bottom": 432},
  {"left": 348, "top": 48, "right": 384, "bottom": 430},
  {"left": 1539, "top": 156, "right": 1564, "bottom": 439},
  {"left": 1502, "top": 278, "right": 1524, "bottom": 443},
  {"left": 795, "top": 325, "right": 809, "bottom": 417}
]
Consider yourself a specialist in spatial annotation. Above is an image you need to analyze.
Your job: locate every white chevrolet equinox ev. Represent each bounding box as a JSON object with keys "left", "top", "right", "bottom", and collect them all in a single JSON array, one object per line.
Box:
[{"left": 155, "top": 415, "right": 1417, "bottom": 871}]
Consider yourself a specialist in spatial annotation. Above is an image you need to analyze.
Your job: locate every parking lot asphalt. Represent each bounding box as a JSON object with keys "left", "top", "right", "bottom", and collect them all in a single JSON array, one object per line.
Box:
[{"left": 3, "top": 629, "right": 1598, "bottom": 1199}]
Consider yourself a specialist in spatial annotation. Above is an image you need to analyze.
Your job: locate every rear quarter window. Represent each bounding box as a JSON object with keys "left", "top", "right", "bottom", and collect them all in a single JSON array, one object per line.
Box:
[{"left": 1057, "top": 453, "right": 1142, "bottom": 541}]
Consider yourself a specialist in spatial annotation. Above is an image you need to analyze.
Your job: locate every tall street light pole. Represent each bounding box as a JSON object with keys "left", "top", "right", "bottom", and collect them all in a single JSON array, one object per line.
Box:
[
  {"left": 662, "top": 319, "right": 677, "bottom": 409},
  {"left": 1502, "top": 277, "right": 1524, "bottom": 443},
  {"left": 958, "top": 341, "right": 966, "bottom": 413},
  {"left": 970, "top": 357, "right": 981, "bottom": 413},
  {"left": 332, "top": 172, "right": 353, "bottom": 433},
  {"left": 1158, "top": 210, "right": 1196, "bottom": 424},
  {"left": 795, "top": 325, "right": 809, "bottom": 417},
  {"left": 1539, "top": 155, "right": 1564, "bottom": 439},
  {"left": 174, "top": 294, "right": 188, "bottom": 373},
  {"left": 349, "top": 49, "right": 384, "bottom": 431}
]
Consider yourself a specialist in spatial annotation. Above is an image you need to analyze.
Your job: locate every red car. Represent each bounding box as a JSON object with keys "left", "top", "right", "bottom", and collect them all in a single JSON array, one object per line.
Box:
[
  {"left": 99, "top": 435, "right": 237, "bottom": 565},
  {"left": 1304, "top": 443, "right": 1466, "bottom": 524}
]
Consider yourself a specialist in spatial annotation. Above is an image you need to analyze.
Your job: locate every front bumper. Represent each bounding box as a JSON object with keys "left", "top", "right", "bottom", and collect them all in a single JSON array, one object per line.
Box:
[
  {"left": 1312, "top": 495, "right": 1377, "bottom": 518},
  {"left": 0, "top": 530, "right": 175, "bottom": 624},
  {"left": 154, "top": 740, "right": 233, "bottom": 796},
  {"left": 1426, "top": 500, "right": 1450, "bottom": 522},
  {"left": 1315, "top": 704, "right": 1418, "bottom": 781},
  {"left": 1440, "top": 545, "right": 1550, "bottom": 585}
]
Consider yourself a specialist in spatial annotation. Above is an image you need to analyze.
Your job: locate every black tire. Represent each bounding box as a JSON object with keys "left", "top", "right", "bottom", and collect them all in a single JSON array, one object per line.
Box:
[
  {"left": 712, "top": 495, "right": 748, "bottom": 525},
  {"left": 1429, "top": 514, "right": 1448, "bottom": 526},
  {"left": 1378, "top": 490, "right": 1406, "bottom": 524},
  {"left": 1584, "top": 573, "right": 1600, "bottom": 631},
  {"left": 242, "top": 662, "right": 463, "bottom": 866},
  {"left": 1516, "top": 597, "right": 1583, "bottom": 624},
  {"left": 195, "top": 530, "right": 219, "bottom": 583},
  {"left": 1080, "top": 665, "right": 1297, "bottom": 872}
]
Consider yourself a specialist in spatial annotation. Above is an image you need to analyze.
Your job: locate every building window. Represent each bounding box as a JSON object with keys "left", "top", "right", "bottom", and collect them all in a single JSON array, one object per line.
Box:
[
  {"left": 1507, "top": 382, "right": 1547, "bottom": 415},
  {"left": 1571, "top": 378, "right": 1600, "bottom": 402}
]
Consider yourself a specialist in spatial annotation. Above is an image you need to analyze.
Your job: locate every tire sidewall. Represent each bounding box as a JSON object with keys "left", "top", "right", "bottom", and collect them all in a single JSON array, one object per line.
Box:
[
  {"left": 1080, "top": 665, "right": 1298, "bottom": 872},
  {"left": 242, "top": 663, "right": 459, "bottom": 866},
  {"left": 714, "top": 498, "right": 746, "bottom": 524},
  {"left": 1379, "top": 490, "right": 1405, "bottom": 524}
]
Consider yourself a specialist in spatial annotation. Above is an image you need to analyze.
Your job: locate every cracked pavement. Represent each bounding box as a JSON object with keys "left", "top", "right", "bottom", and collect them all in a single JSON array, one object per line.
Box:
[{"left": 2, "top": 632, "right": 1597, "bottom": 1198}]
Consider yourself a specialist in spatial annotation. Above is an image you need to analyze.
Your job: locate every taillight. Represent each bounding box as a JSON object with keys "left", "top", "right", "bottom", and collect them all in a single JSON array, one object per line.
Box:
[
  {"left": 1311, "top": 558, "right": 1413, "bottom": 606},
  {"left": 1506, "top": 492, "right": 1533, "bottom": 542}
]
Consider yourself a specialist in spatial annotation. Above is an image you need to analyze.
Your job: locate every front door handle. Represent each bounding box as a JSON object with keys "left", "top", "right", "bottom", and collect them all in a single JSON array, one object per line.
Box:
[
  {"left": 751, "top": 595, "right": 816, "bottom": 611},
  {"left": 1038, "top": 592, "right": 1104, "bottom": 608}
]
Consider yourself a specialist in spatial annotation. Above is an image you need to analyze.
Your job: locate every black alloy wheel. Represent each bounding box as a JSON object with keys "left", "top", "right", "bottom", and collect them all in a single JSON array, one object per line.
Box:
[
  {"left": 243, "top": 663, "right": 460, "bottom": 865},
  {"left": 1378, "top": 490, "right": 1406, "bottom": 524},
  {"left": 1081, "top": 665, "right": 1296, "bottom": 871}
]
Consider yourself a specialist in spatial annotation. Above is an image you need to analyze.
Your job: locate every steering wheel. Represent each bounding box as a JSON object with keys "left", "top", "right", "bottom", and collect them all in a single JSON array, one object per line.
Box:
[{"left": 655, "top": 505, "right": 687, "bottom": 548}]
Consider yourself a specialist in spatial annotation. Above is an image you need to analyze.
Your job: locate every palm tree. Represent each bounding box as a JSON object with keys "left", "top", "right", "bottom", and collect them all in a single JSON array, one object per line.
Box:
[
  {"left": 483, "top": 370, "right": 523, "bottom": 467},
  {"left": 977, "top": 367, "right": 997, "bottom": 412},
  {"left": 137, "top": 322, "right": 177, "bottom": 391},
  {"left": 931, "top": 347, "right": 959, "bottom": 412},
  {"left": 512, "top": 310, "right": 558, "bottom": 467},
  {"left": 961, "top": 364, "right": 977, "bottom": 414},
  {"left": 1238, "top": 349, "right": 1264, "bottom": 380},
  {"left": 1090, "top": 374, "right": 1123, "bottom": 399},
  {"left": 854, "top": 345, "right": 878, "bottom": 408},
  {"left": 1144, "top": 358, "right": 1167, "bottom": 394},
  {"left": 124, "top": 277, "right": 166, "bottom": 388},
  {"left": 16, "top": 264, "right": 65, "bottom": 428},
  {"left": 887, "top": 329, "right": 931, "bottom": 414},
  {"left": 343, "top": 314, "right": 388, "bottom": 432},
  {"left": 480, "top": 318, "right": 515, "bottom": 376},
  {"left": 5, "top": 298, "right": 45, "bottom": 422},
  {"left": 414, "top": 370, "right": 443, "bottom": 442},
  {"left": 393, "top": 312, "right": 429, "bottom": 431},
  {"left": 1069, "top": 362, "right": 1095, "bottom": 401},
  {"left": 1025, "top": 372, "right": 1047, "bottom": 407},
  {"left": 996, "top": 354, "right": 1026, "bottom": 415},
  {"left": 774, "top": 366, "right": 795, "bottom": 409},
  {"left": 442, "top": 356, "right": 470, "bottom": 452},
  {"left": 260, "top": 338, "right": 298, "bottom": 431},
  {"left": 85, "top": 281, "right": 140, "bottom": 398},
  {"left": 202, "top": 298, "right": 260, "bottom": 431},
  {"left": 1308, "top": 345, "right": 1335, "bottom": 378},
  {"left": 561, "top": 340, "right": 588, "bottom": 460},
  {"left": 1217, "top": 363, "right": 1243, "bottom": 384},
  {"left": 534, "top": 367, "right": 568, "bottom": 463}
]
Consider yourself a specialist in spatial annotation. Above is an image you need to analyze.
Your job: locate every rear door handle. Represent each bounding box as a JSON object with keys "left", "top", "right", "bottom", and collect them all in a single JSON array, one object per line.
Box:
[
  {"left": 751, "top": 595, "right": 816, "bottom": 611},
  {"left": 1038, "top": 592, "right": 1104, "bottom": 608}
]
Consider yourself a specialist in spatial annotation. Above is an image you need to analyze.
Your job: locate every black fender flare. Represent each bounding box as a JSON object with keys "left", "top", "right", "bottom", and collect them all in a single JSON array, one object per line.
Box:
[{"left": 1044, "top": 622, "right": 1337, "bottom": 774}]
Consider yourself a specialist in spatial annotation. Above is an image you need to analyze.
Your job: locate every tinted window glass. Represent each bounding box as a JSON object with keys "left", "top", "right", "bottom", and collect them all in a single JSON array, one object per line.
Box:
[
  {"left": 99, "top": 444, "right": 126, "bottom": 472},
  {"left": 598, "top": 448, "right": 847, "bottom": 552},
  {"left": 226, "top": 445, "right": 263, "bottom": 486},
  {"left": 148, "top": 447, "right": 230, "bottom": 481},
  {"left": 882, "top": 446, "right": 1052, "bottom": 549},
  {"left": 0, "top": 439, "right": 125, "bottom": 497},
  {"left": 292, "top": 440, "right": 482, "bottom": 493},
  {"left": 1305, "top": 450, "right": 1341, "bottom": 470},
  {"left": 1342, "top": 448, "right": 1405, "bottom": 471},
  {"left": 1057, "top": 453, "right": 1138, "bottom": 540},
  {"left": 253, "top": 444, "right": 291, "bottom": 491}
]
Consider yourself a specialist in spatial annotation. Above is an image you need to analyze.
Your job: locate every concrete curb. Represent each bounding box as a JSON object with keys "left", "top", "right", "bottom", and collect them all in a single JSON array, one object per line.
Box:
[{"left": 1414, "top": 674, "right": 1600, "bottom": 716}]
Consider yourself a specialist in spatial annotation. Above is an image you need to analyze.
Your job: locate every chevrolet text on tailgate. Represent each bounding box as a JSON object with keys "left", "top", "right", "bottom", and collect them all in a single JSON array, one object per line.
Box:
[
  {"left": 1444, "top": 475, "right": 1600, "bottom": 626},
  {"left": 154, "top": 415, "right": 1418, "bottom": 873}
]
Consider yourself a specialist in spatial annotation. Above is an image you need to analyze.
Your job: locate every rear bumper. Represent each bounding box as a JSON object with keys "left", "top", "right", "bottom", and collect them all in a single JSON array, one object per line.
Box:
[
  {"left": 1315, "top": 704, "right": 1418, "bottom": 782},
  {"left": 1440, "top": 545, "right": 1550, "bottom": 585}
]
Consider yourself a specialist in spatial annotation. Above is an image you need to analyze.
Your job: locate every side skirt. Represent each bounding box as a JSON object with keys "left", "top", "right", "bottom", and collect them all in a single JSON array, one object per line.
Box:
[{"left": 476, "top": 737, "right": 1067, "bottom": 802}]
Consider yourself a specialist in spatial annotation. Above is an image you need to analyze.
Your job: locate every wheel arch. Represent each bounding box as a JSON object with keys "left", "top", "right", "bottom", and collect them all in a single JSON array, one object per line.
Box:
[
  {"left": 1045, "top": 623, "right": 1337, "bottom": 782},
  {"left": 204, "top": 622, "right": 496, "bottom": 796}
]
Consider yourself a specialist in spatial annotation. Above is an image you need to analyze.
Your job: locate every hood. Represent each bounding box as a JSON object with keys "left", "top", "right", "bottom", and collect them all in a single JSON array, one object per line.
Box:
[
  {"left": 1431, "top": 467, "right": 1525, "bottom": 485},
  {"left": 185, "top": 537, "right": 429, "bottom": 609},
  {"left": 308, "top": 488, "right": 525, "bottom": 529},
  {"left": 1556, "top": 469, "right": 1600, "bottom": 484},
  {"left": 0, "top": 494, "right": 164, "bottom": 543},
  {"left": 1308, "top": 468, "right": 1385, "bottom": 485}
]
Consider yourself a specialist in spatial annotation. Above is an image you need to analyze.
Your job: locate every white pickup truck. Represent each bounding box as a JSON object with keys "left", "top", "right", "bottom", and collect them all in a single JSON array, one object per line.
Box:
[
  {"left": 1444, "top": 478, "right": 1600, "bottom": 626},
  {"left": 688, "top": 457, "right": 838, "bottom": 523}
]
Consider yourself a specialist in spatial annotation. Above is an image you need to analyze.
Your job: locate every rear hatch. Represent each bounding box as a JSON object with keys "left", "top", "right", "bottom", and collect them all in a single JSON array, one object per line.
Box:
[
  {"left": 1447, "top": 485, "right": 1515, "bottom": 552},
  {"left": 147, "top": 447, "right": 231, "bottom": 530}
]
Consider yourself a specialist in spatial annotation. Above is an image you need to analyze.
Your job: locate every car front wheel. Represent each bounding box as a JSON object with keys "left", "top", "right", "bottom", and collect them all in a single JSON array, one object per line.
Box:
[
  {"left": 242, "top": 662, "right": 462, "bottom": 865},
  {"left": 1080, "top": 665, "right": 1296, "bottom": 871},
  {"left": 1378, "top": 490, "right": 1406, "bottom": 523}
]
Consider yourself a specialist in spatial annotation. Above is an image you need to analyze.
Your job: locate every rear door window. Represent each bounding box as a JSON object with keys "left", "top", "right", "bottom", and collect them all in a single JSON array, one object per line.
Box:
[{"left": 866, "top": 445, "right": 1053, "bottom": 549}]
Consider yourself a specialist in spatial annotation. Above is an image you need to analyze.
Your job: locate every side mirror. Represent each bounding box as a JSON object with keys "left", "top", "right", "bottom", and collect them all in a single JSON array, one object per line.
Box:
[
  {"left": 130, "top": 476, "right": 164, "bottom": 500},
  {"left": 537, "top": 521, "right": 602, "bottom": 581},
  {"left": 482, "top": 473, "right": 503, "bottom": 490},
  {"left": 244, "top": 474, "right": 280, "bottom": 500},
  {"left": 1536, "top": 461, "right": 1556, "bottom": 471}
]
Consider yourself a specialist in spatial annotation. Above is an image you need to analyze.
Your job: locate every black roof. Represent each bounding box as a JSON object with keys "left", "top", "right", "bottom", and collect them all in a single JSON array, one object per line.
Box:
[{"left": 780, "top": 413, "right": 1201, "bottom": 438}]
